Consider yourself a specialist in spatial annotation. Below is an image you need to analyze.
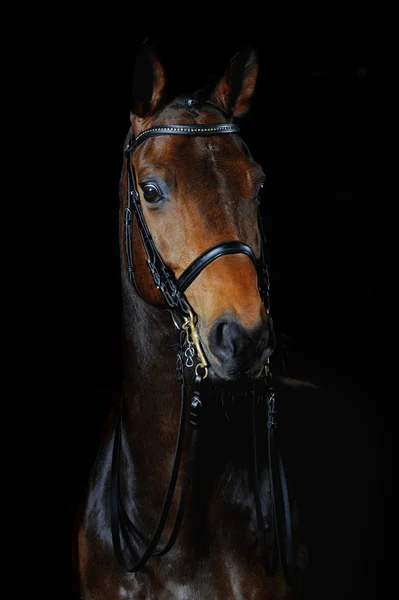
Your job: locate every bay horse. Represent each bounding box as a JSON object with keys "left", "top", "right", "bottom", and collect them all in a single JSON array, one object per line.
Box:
[{"left": 78, "top": 45, "right": 308, "bottom": 599}]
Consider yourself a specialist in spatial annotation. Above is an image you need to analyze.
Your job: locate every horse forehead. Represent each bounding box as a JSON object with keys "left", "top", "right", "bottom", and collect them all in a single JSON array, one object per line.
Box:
[
  {"left": 140, "top": 134, "right": 257, "bottom": 195},
  {"left": 136, "top": 106, "right": 262, "bottom": 193},
  {"left": 148, "top": 104, "right": 247, "bottom": 163},
  {"left": 154, "top": 101, "right": 226, "bottom": 124}
]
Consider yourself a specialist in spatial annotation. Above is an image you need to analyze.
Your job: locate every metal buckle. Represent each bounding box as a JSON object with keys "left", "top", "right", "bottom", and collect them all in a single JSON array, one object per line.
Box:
[
  {"left": 267, "top": 390, "right": 277, "bottom": 430},
  {"left": 182, "top": 309, "right": 208, "bottom": 379}
]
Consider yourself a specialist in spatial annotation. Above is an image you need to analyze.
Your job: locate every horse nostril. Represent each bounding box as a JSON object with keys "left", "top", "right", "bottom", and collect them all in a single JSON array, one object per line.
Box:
[
  {"left": 214, "top": 320, "right": 229, "bottom": 348},
  {"left": 209, "top": 316, "right": 271, "bottom": 364},
  {"left": 211, "top": 319, "right": 238, "bottom": 361}
]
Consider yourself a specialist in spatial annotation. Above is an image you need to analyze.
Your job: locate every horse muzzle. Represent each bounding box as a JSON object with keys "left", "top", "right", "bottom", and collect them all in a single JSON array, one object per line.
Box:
[{"left": 206, "top": 313, "right": 275, "bottom": 383}]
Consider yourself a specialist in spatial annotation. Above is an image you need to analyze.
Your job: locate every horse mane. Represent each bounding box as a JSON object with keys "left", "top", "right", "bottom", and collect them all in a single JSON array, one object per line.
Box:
[
  {"left": 169, "top": 84, "right": 219, "bottom": 116},
  {"left": 169, "top": 95, "right": 204, "bottom": 117}
]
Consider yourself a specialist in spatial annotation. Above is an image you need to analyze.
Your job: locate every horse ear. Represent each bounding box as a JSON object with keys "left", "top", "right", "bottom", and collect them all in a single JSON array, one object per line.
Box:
[
  {"left": 130, "top": 44, "right": 166, "bottom": 130},
  {"left": 209, "top": 47, "right": 258, "bottom": 117}
]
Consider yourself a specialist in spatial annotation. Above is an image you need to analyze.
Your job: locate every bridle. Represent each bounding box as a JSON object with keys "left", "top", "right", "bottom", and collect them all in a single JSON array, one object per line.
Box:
[
  {"left": 124, "top": 125, "right": 270, "bottom": 307},
  {"left": 111, "top": 121, "right": 297, "bottom": 586}
]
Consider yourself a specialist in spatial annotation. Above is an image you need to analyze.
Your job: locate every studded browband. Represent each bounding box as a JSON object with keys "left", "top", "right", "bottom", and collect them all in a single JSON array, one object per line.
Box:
[{"left": 125, "top": 123, "right": 240, "bottom": 154}]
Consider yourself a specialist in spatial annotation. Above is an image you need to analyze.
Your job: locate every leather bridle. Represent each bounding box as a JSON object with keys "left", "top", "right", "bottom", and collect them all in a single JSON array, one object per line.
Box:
[
  {"left": 111, "top": 121, "right": 297, "bottom": 586},
  {"left": 124, "top": 123, "right": 270, "bottom": 316}
]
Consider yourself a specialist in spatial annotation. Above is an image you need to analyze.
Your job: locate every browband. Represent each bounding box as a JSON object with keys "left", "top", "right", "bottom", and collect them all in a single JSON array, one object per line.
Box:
[{"left": 125, "top": 123, "right": 240, "bottom": 155}]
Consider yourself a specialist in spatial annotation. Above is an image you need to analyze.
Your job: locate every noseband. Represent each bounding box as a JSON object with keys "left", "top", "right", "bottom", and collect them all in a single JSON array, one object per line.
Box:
[{"left": 112, "top": 122, "right": 296, "bottom": 586}]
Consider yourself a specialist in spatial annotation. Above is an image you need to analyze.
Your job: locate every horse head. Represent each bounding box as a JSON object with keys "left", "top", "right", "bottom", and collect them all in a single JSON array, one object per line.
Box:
[{"left": 122, "top": 45, "right": 274, "bottom": 384}]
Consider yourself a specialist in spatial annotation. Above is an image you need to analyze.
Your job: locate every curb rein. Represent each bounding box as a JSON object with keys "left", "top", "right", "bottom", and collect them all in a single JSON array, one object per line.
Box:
[{"left": 110, "top": 122, "right": 296, "bottom": 586}]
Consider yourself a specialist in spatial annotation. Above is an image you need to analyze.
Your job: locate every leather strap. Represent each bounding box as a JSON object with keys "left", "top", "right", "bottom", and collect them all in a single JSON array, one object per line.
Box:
[
  {"left": 110, "top": 342, "right": 204, "bottom": 572},
  {"left": 126, "top": 159, "right": 188, "bottom": 311},
  {"left": 251, "top": 387, "right": 279, "bottom": 577},
  {"left": 251, "top": 385, "right": 297, "bottom": 586},
  {"left": 125, "top": 123, "right": 240, "bottom": 155},
  {"left": 110, "top": 341, "right": 190, "bottom": 572},
  {"left": 177, "top": 241, "right": 257, "bottom": 293}
]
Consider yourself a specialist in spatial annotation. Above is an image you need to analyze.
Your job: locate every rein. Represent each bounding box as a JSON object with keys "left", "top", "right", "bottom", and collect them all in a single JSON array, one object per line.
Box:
[{"left": 111, "top": 121, "right": 296, "bottom": 586}]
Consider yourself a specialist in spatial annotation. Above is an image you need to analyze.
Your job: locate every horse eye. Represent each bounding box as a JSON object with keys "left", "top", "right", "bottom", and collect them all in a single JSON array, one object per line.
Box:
[{"left": 141, "top": 183, "right": 162, "bottom": 203}]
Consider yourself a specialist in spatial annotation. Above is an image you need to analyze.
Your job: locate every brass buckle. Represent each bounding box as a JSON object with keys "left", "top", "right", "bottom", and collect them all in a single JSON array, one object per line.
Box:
[{"left": 182, "top": 309, "right": 208, "bottom": 379}]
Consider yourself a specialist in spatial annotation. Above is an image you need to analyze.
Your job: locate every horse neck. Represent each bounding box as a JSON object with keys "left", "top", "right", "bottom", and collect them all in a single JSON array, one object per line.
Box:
[
  {"left": 118, "top": 277, "right": 188, "bottom": 530},
  {"left": 120, "top": 271, "right": 178, "bottom": 395}
]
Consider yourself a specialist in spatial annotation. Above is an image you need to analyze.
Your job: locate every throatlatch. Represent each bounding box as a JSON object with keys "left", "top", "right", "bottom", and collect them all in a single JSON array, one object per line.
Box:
[{"left": 110, "top": 120, "right": 296, "bottom": 586}]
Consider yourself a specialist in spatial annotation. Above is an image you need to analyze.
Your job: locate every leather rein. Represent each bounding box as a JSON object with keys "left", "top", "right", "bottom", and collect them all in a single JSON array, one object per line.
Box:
[{"left": 110, "top": 121, "right": 296, "bottom": 586}]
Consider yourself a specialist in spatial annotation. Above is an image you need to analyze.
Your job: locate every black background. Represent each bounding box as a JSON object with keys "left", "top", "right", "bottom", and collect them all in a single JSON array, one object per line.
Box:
[{"left": 46, "top": 16, "right": 395, "bottom": 599}]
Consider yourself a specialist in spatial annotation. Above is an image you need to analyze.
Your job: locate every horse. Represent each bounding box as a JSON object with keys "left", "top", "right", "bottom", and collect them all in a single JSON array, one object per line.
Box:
[{"left": 78, "top": 44, "right": 308, "bottom": 599}]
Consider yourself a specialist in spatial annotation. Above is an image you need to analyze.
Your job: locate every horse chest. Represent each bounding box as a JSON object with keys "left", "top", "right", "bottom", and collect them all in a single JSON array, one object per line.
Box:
[
  {"left": 80, "top": 524, "right": 292, "bottom": 600},
  {"left": 102, "top": 562, "right": 292, "bottom": 600},
  {"left": 150, "top": 561, "right": 292, "bottom": 600}
]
